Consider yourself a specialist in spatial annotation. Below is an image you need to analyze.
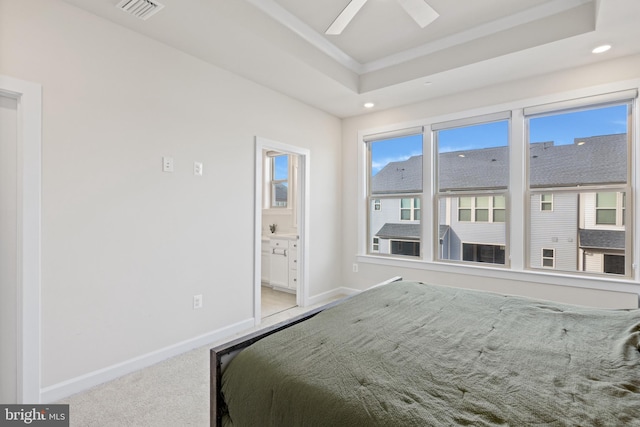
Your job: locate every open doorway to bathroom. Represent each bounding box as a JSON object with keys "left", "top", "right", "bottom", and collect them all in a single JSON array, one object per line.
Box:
[{"left": 254, "top": 137, "right": 309, "bottom": 324}]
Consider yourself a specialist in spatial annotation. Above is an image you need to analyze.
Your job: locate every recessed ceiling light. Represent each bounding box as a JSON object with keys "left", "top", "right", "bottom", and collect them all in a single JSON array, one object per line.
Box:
[
  {"left": 577, "top": 141, "right": 586, "bottom": 145},
  {"left": 364, "top": 102, "right": 375, "bottom": 109},
  {"left": 592, "top": 44, "right": 611, "bottom": 54},
  {"left": 424, "top": 81, "right": 433, "bottom": 86},
  {"left": 458, "top": 154, "right": 465, "bottom": 158}
]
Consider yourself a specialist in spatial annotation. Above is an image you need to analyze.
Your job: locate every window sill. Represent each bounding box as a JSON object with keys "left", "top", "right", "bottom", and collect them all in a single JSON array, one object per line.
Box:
[
  {"left": 263, "top": 208, "right": 293, "bottom": 215},
  {"left": 356, "top": 254, "right": 640, "bottom": 295}
]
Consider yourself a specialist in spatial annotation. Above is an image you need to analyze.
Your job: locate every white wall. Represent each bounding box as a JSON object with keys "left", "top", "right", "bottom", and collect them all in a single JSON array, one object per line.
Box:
[
  {"left": 0, "top": 0, "right": 342, "bottom": 397},
  {"left": 341, "top": 54, "right": 640, "bottom": 309}
]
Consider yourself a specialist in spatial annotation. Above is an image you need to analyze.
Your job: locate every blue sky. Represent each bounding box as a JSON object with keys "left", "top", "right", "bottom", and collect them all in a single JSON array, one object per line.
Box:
[
  {"left": 273, "top": 154, "right": 288, "bottom": 180},
  {"left": 370, "top": 104, "right": 627, "bottom": 175}
]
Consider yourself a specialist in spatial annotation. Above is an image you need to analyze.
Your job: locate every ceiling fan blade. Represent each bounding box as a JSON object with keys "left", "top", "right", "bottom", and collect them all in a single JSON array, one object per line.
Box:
[
  {"left": 325, "top": 0, "right": 369, "bottom": 35},
  {"left": 397, "top": 0, "right": 439, "bottom": 28}
]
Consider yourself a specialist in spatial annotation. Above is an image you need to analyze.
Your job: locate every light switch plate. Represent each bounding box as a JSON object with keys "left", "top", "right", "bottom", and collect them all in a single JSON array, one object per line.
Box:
[
  {"left": 194, "top": 162, "right": 203, "bottom": 176},
  {"left": 163, "top": 156, "right": 174, "bottom": 172}
]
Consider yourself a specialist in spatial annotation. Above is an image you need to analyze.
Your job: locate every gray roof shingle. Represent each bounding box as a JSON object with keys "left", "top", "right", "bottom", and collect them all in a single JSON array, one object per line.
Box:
[
  {"left": 579, "top": 229, "right": 625, "bottom": 250},
  {"left": 371, "top": 134, "right": 626, "bottom": 192},
  {"left": 376, "top": 223, "right": 420, "bottom": 240}
]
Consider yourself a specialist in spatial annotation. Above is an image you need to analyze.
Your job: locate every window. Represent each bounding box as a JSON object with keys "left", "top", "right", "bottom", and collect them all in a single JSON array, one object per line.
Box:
[
  {"left": 457, "top": 196, "right": 505, "bottom": 223},
  {"left": 596, "top": 192, "right": 617, "bottom": 224},
  {"left": 360, "top": 89, "right": 636, "bottom": 281},
  {"left": 270, "top": 154, "right": 288, "bottom": 208},
  {"left": 542, "top": 248, "right": 555, "bottom": 268},
  {"left": 401, "top": 198, "right": 420, "bottom": 220},
  {"left": 604, "top": 254, "right": 625, "bottom": 275},
  {"left": 527, "top": 101, "right": 630, "bottom": 276},
  {"left": 436, "top": 114, "right": 510, "bottom": 266},
  {"left": 540, "top": 194, "right": 553, "bottom": 211},
  {"left": 391, "top": 240, "right": 420, "bottom": 257},
  {"left": 596, "top": 192, "right": 625, "bottom": 226},
  {"left": 367, "top": 130, "right": 423, "bottom": 257},
  {"left": 462, "top": 243, "right": 505, "bottom": 264}
]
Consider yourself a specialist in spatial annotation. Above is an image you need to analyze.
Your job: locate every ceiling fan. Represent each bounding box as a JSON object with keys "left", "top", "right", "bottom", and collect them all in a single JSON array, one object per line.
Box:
[{"left": 326, "top": 0, "right": 439, "bottom": 35}]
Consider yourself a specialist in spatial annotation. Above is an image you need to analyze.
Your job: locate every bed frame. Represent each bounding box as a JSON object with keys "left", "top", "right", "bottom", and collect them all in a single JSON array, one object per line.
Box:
[{"left": 209, "top": 276, "right": 402, "bottom": 427}]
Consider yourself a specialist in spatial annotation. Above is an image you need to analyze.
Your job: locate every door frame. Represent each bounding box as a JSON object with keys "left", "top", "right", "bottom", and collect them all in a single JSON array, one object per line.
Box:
[
  {"left": 254, "top": 137, "right": 309, "bottom": 325},
  {"left": 0, "top": 75, "right": 42, "bottom": 403}
]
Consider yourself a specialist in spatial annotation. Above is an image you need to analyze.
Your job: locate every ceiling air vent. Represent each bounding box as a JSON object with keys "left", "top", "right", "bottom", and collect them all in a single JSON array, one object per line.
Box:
[{"left": 116, "top": 0, "right": 165, "bottom": 20}]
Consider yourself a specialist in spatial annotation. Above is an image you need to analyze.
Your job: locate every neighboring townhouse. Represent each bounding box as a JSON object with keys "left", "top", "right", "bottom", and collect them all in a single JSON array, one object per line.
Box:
[{"left": 370, "top": 134, "right": 627, "bottom": 274}]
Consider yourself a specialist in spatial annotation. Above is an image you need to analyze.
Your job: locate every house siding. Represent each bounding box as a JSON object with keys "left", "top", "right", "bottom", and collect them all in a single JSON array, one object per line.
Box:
[{"left": 530, "top": 193, "right": 579, "bottom": 271}]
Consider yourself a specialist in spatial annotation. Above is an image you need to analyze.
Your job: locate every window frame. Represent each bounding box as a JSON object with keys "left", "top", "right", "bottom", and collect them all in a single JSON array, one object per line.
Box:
[
  {"left": 365, "top": 129, "right": 424, "bottom": 259},
  {"left": 269, "top": 154, "right": 289, "bottom": 208},
  {"left": 457, "top": 195, "right": 505, "bottom": 223},
  {"left": 525, "top": 98, "right": 633, "bottom": 278},
  {"left": 540, "top": 194, "right": 553, "bottom": 212},
  {"left": 357, "top": 86, "right": 638, "bottom": 293},
  {"left": 595, "top": 192, "right": 625, "bottom": 227},
  {"left": 542, "top": 248, "right": 555, "bottom": 269},
  {"left": 434, "top": 112, "right": 511, "bottom": 268},
  {"left": 400, "top": 197, "right": 420, "bottom": 221}
]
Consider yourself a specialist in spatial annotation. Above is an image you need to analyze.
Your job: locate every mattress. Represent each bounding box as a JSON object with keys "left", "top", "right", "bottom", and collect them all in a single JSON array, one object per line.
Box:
[{"left": 221, "top": 281, "right": 640, "bottom": 426}]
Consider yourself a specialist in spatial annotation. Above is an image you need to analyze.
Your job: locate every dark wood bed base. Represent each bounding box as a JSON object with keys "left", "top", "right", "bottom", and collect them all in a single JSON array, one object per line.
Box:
[{"left": 209, "top": 276, "right": 402, "bottom": 427}]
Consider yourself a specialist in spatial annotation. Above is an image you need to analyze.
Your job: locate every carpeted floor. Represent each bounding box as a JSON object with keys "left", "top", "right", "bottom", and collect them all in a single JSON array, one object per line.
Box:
[{"left": 57, "top": 295, "right": 344, "bottom": 426}]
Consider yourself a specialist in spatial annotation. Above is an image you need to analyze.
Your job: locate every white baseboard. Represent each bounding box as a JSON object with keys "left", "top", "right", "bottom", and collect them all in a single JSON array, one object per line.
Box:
[
  {"left": 40, "top": 318, "right": 255, "bottom": 403},
  {"left": 306, "top": 287, "right": 360, "bottom": 306},
  {"left": 306, "top": 277, "right": 403, "bottom": 306}
]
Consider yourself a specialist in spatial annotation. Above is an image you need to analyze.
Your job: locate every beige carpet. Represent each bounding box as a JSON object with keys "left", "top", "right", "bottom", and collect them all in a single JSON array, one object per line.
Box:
[{"left": 58, "top": 295, "right": 345, "bottom": 426}]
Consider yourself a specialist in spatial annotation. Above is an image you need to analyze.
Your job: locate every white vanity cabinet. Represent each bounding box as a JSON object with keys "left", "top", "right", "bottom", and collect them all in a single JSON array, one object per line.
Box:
[
  {"left": 288, "top": 240, "right": 298, "bottom": 290},
  {"left": 261, "top": 238, "right": 270, "bottom": 282},
  {"left": 265, "top": 236, "right": 299, "bottom": 292},
  {"left": 269, "top": 238, "right": 289, "bottom": 288}
]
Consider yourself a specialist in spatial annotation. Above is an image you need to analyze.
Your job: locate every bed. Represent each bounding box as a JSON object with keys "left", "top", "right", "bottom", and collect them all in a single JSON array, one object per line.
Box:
[{"left": 210, "top": 279, "right": 640, "bottom": 426}]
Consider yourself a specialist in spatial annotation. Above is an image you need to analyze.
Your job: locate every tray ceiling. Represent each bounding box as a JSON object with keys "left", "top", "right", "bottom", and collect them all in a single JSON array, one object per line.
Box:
[{"left": 61, "top": 0, "right": 640, "bottom": 117}]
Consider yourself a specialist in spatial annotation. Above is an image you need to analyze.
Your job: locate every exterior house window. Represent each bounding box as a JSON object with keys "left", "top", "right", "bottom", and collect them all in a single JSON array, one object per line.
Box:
[
  {"left": 435, "top": 113, "right": 510, "bottom": 266},
  {"left": 391, "top": 240, "right": 420, "bottom": 257},
  {"left": 540, "top": 194, "right": 553, "bottom": 211},
  {"left": 401, "top": 198, "right": 420, "bottom": 220},
  {"left": 493, "top": 196, "right": 506, "bottom": 222},
  {"left": 542, "top": 248, "right": 555, "bottom": 268},
  {"left": 596, "top": 192, "right": 624, "bottom": 226},
  {"left": 270, "top": 154, "right": 289, "bottom": 208},
  {"left": 462, "top": 243, "right": 505, "bottom": 264},
  {"left": 458, "top": 196, "right": 505, "bottom": 223},
  {"left": 604, "top": 254, "right": 625, "bottom": 275},
  {"left": 367, "top": 130, "right": 423, "bottom": 258},
  {"left": 527, "top": 100, "right": 631, "bottom": 276}
]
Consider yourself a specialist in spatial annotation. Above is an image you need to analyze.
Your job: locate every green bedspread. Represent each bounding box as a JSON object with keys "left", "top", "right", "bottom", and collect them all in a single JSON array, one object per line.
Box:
[{"left": 221, "top": 281, "right": 640, "bottom": 426}]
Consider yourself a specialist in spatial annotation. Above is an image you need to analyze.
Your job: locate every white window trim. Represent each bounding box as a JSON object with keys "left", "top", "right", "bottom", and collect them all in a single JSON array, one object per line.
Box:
[
  {"left": 400, "top": 197, "right": 420, "bottom": 221},
  {"left": 595, "top": 192, "right": 625, "bottom": 227},
  {"left": 457, "top": 196, "right": 505, "bottom": 223},
  {"left": 356, "top": 80, "right": 640, "bottom": 296},
  {"left": 540, "top": 194, "right": 554, "bottom": 212},
  {"left": 542, "top": 248, "right": 556, "bottom": 269}
]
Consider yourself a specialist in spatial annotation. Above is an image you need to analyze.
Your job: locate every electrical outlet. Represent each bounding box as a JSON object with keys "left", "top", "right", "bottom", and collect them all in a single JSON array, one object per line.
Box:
[
  {"left": 194, "top": 161, "right": 203, "bottom": 176},
  {"left": 193, "top": 294, "right": 203, "bottom": 309},
  {"left": 353, "top": 263, "right": 358, "bottom": 273}
]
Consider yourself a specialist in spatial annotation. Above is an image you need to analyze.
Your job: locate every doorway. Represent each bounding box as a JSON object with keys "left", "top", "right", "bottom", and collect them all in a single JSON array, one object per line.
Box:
[
  {"left": 0, "top": 93, "right": 18, "bottom": 403},
  {"left": 254, "top": 137, "right": 309, "bottom": 324},
  {"left": 0, "top": 75, "right": 42, "bottom": 404}
]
